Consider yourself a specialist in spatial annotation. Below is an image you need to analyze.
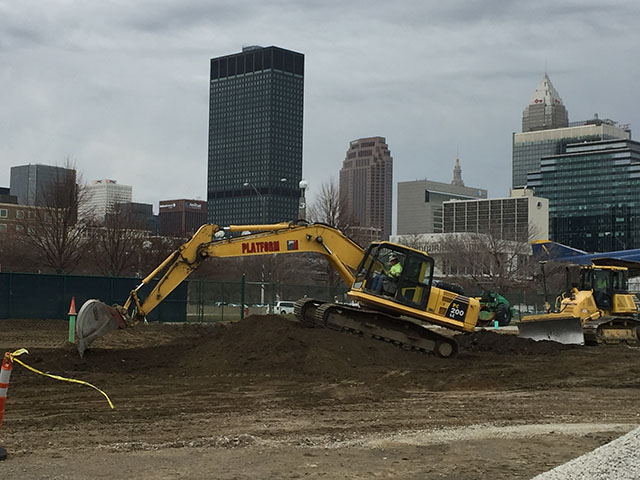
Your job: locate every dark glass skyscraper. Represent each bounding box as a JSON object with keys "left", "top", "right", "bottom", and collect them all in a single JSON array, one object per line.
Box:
[
  {"left": 207, "top": 46, "right": 304, "bottom": 225},
  {"left": 528, "top": 139, "right": 640, "bottom": 251}
]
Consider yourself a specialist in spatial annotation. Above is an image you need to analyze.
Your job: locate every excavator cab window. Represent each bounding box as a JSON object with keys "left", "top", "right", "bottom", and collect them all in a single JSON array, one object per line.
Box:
[{"left": 356, "top": 244, "right": 434, "bottom": 310}]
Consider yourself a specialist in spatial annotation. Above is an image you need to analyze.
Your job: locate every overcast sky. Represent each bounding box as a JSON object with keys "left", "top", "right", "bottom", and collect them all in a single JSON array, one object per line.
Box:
[{"left": 1, "top": 0, "right": 639, "bottom": 228}]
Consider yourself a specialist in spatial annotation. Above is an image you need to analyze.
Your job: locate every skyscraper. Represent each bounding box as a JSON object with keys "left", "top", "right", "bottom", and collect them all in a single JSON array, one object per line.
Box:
[
  {"left": 340, "top": 137, "right": 393, "bottom": 241},
  {"left": 207, "top": 45, "right": 304, "bottom": 225},
  {"left": 512, "top": 74, "right": 630, "bottom": 188},
  {"left": 521, "top": 73, "right": 568, "bottom": 133},
  {"left": 528, "top": 139, "right": 640, "bottom": 251},
  {"left": 79, "top": 179, "right": 132, "bottom": 222},
  {"left": 10, "top": 164, "right": 76, "bottom": 207}
]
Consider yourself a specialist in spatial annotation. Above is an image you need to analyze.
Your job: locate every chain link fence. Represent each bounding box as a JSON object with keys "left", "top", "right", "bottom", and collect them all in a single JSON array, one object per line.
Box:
[{"left": 0, "top": 272, "right": 349, "bottom": 323}]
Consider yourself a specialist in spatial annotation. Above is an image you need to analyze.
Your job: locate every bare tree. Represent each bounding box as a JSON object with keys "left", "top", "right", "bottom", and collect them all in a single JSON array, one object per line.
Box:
[
  {"left": 433, "top": 224, "right": 539, "bottom": 293},
  {"left": 88, "top": 205, "right": 151, "bottom": 276},
  {"left": 23, "top": 161, "right": 89, "bottom": 274},
  {"left": 305, "top": 178, "right": 361, "bottom": 287},
  {"left": 307, "top": 178, "right": 356, "bottom": 233},
  {"left": 0, "top": 231, "right": 39, "bottom": 273}
]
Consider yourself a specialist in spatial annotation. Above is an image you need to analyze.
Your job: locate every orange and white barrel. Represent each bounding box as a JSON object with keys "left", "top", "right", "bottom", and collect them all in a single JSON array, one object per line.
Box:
[{"left": 0, "top": 354, "right": 13, "bottom": 430}]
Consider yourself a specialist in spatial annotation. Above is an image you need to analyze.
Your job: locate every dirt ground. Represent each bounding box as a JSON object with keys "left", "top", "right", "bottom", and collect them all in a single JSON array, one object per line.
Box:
[{"left": 0, "top": 315, "right": 638, "bottom": 479}]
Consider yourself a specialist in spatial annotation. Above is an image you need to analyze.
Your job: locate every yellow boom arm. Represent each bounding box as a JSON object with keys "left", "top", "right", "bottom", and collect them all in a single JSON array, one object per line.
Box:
[{"left": 124, "top": 222, "right": 365, "bottom": 323}]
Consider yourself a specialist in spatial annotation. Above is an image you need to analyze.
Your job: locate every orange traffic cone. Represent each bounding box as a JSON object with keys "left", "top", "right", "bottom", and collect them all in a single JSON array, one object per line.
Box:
[
  {"left": 0, "top": 353, "right": 13, "bottom": 460},
  {"left": 68, "top": 297, "right": 77, "bottom": 316}
]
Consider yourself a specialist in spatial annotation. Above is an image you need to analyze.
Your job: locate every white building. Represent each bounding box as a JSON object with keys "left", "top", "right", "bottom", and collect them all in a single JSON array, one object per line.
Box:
[
  {"left": 392, "top": 189, "right": 549, "bottom": 279},
  {"left": 442, "top": 188, "right": 549, "bottom": 241},
  {"left": 80, "top": 179, "right": 132, "bottom": 222}
]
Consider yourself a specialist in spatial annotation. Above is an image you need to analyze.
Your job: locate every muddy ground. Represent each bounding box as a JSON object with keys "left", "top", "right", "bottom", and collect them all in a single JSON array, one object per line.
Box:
[{"left": 0, "top": 316, "right": 638, "bottom": 479}]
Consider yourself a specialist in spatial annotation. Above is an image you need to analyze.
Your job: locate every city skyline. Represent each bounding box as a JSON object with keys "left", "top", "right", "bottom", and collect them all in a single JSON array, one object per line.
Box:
[{"left": 1, "top": 1, "right": 639, "bottom": 232}]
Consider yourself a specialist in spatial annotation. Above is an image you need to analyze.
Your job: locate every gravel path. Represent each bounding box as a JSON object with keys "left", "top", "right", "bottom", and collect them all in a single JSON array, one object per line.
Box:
[{"left": 533, "top": 425, "right": 640, "bottom": 479}]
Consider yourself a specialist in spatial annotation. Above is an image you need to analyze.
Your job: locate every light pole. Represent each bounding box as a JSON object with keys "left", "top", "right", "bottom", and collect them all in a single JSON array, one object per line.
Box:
[
  {"left": 243, "top": 178, "right": 287, "bottom": 307},
  {"left": 243, "top": 177, "right": 287, "bottom": 225},
  {"left": 243, "top": 181, "right": 266, "bottom": 305},
  {"left": 243, "top": 181, "right": 265, "bottom": 224},
  {"left": 298, "top": 180, "right": 308, "bottom": 220}
]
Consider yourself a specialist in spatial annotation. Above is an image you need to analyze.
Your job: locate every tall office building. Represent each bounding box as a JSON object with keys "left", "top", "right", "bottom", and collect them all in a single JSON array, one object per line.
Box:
[
  {"left": 522, "top": 73, "right": 568, "bottom": 133},
  {"left": 10, "top": 164, "right": 76, "bottom": 207},
  {"left": 397, "top": 159, "right": 487, "bottom": 235},
  {"left": 79, "top": 179, "right": 132, "bottom": 222},
  {"left": 513, "top": 75, "right": 630, "bottom": 188},
  {"left": 340, "top": 137, "right": 393, "bottom": 241},
  {"left": 528, "top": 139, "right": 640, "bottom": 251},
  {"left": 207, "top": 45, "right": 304, "bottom": 225}
]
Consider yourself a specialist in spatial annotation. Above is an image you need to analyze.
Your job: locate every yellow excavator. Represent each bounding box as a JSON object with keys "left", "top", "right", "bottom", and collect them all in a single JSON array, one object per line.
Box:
[
  {"left": 518, "top": 263, "right": 640, "bottom": 345},
  {"left": 76, "top": 221, "right": 481, "bottom": 358}
]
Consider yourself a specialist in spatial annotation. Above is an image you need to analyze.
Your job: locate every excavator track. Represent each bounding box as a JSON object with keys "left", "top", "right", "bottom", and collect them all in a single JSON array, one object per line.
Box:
[
  {"left": 293, "top": 298, "right": 327, "bottom": 328},
  {"left": 582, "top": 316, "right": 640, "bottom": 346},
  {"left": 312, "top": 303, "right": 458, "bottom": 358}
]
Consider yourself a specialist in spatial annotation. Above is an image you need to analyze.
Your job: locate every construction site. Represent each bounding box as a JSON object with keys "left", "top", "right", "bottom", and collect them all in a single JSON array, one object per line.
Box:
[
  {"left": 0, "top": 316, "right": 637, "bottom": 479},
  {"left": 1, "top": 222, "right": 639, "bottom": 478}
]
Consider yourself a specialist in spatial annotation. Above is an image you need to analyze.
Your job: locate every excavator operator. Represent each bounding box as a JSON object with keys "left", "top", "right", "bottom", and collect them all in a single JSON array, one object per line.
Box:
[{"left": 371, "top": 255, "right": 403, "bottom": 295}]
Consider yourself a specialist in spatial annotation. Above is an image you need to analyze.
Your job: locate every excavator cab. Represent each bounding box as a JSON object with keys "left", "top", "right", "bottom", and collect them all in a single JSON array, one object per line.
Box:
[{"left": 353, "top": 242, "right": 434, "bottom": 310}]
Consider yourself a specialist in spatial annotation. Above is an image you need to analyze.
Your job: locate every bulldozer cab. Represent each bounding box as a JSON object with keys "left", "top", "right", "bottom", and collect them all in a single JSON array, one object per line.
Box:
[
  {"left": 353, "top": 243, "right": 435, "bottom": 310},
  {"left": 579, "top": 266, "right": 628, "bottom": 310}
]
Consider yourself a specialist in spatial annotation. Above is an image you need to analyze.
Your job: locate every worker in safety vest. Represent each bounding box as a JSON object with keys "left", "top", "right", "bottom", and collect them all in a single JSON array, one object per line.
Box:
[{"left": 371, "top": 255, "right": 403, "bottom": 294}]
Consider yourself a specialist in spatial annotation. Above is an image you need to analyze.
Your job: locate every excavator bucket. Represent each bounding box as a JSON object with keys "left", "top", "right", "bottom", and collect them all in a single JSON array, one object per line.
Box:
[
  {"left": 76, "top": 300, "right": 126, "bottom": 357},
  {"left": 517, "top": 316, "right": 585, "bottom": 345}
]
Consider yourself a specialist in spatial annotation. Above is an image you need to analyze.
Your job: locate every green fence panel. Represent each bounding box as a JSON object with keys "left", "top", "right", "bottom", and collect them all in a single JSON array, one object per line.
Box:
[{"left": 0, "top": 272, "right": 187, "bottom": 322}]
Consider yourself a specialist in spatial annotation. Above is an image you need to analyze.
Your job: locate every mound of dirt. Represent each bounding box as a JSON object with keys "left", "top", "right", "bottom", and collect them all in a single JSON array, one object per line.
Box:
[
  {"left": 177, "top": 314, "right": 431, "bottom": 378},
  {"left": 456, "top": 329, "right": 577, "bottom": 355}
]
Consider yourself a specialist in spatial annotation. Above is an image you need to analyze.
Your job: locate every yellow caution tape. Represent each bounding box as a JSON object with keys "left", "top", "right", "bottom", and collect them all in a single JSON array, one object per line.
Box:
[{"left": 6, "top": 349, "right": 114, "bottom": 409}]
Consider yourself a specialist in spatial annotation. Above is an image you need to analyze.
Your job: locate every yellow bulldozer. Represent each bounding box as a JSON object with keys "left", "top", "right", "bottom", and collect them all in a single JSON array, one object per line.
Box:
[
  {"left": 518, "top": 263, "right": 640, "bottom": 345},
  {"left": 76, "top": 222, "right": 483, "bottom": 358}
]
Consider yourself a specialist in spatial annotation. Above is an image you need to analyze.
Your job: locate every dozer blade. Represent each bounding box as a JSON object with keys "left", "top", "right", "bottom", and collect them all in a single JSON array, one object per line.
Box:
[
  {"left": 76, "top": 299, "right": 126, "bottom": 357},
  {"left": 517, "top": 317, "right": 585, "bottom": 345}
]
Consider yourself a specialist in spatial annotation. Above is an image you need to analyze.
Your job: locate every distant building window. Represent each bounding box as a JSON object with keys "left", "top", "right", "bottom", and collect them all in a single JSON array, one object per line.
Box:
[
  {"left": 0, "top": 209, "right": 6, "bottom": 218},
  {"left": 425, "top": 190, "right": 430, "bottom": 202},
  {"left": 28, "top": 211, "right": 36, "bottom": 219},
  {"left": 15, "top": 225, "right": 24, "bottom": 232},
  {"left": 16, "top": 210, "right": 24, "bottom": 219},
  {"left": 28, "top": 227, "right": 35, "bottom": 234}
]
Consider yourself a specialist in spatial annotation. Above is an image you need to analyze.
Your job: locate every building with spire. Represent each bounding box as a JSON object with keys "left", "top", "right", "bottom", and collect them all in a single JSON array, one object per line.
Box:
[
  {"left": 521, "top": 73, "right": 568, "bottom": 132},
  {"left": 451, "top": 158, "right": 464, "bottom": 187},
  {"left": 513, "top": 73, "right": 639, "bottom": 251},
  {"left": 339, "top": 137, "right": 393, "bottom": 241},
  {"left": 396, "top": 158, "right": 486, "bottom": 235},
  {"left": 512, "top": 74, "right": 630, "bottom": 188}
]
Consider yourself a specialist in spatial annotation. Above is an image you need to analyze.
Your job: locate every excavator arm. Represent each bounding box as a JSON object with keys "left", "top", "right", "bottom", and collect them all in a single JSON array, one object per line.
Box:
[
  {"left": 76, "top": 222, "right": 365, "bottom": 355},
  {"left": 127, "top": 222, "right": 363, "bottom": 321}
]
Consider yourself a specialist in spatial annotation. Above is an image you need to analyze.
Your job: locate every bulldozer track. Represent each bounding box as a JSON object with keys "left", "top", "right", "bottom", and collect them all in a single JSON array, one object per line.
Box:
[
  {"left": 582, "top": 316, "right": 640, "bottom": 346},
  {"left": 310, "top": 303, "right": 458, "bottom": 358}
]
